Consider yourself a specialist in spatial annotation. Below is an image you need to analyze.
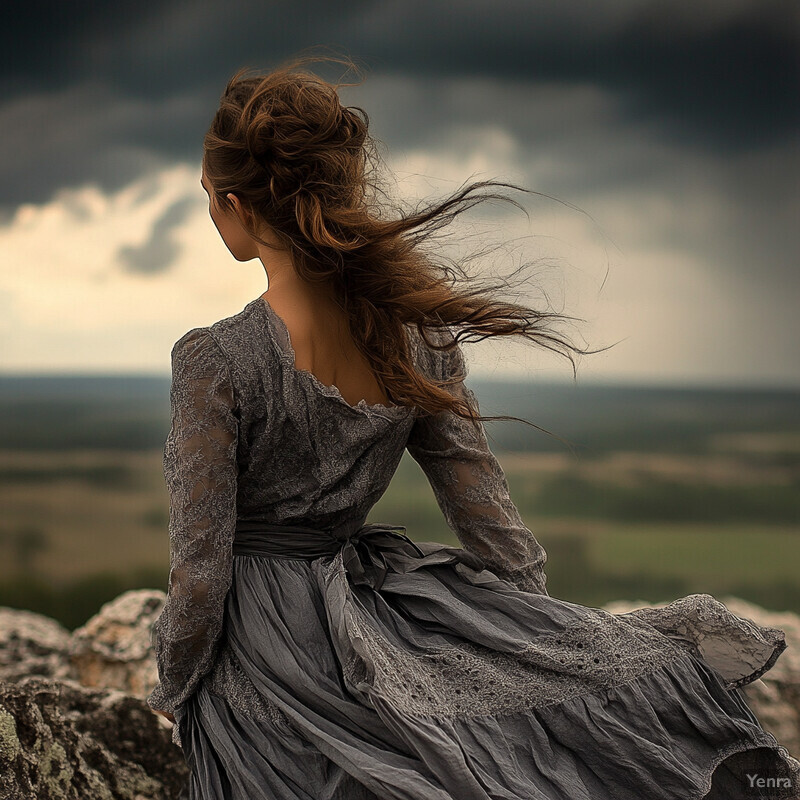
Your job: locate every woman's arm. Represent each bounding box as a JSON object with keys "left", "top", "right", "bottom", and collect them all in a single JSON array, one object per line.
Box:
[
  {"left": 405, "top": 328, "right": 549, "bottom": 596},
  {"left": 147, "top": 327, "right": 239, "bottom": 716}
]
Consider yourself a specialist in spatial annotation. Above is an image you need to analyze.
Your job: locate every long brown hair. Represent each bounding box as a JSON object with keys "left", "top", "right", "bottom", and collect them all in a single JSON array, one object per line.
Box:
[{"left": 203, "top": 54, "right": 606, "bottom": 436}]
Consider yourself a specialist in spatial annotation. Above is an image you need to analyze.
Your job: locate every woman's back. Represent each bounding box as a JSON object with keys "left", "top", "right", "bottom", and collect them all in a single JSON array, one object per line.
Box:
[
  {"left": 262, "top": 292, "right": 396, "bottom": 409},
  {"left": 166, "top": 297, "right": 417, "bottom": 534}
]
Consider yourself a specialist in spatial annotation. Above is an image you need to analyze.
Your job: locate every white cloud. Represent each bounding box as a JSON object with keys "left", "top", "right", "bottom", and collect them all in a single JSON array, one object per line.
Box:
[{"left": 0, "top": 163, "right": 266, "bottom": 372}]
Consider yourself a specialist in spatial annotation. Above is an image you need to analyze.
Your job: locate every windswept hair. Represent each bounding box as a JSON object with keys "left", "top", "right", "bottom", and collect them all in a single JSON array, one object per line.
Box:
[{"left": 203, "top": 53, "right": 605, "bottom": 436}]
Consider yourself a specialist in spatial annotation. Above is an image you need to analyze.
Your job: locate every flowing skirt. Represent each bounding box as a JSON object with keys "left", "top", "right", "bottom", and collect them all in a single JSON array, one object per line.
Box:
[{"left": 174, "top": 531, "right": 800, "bottom": 800}]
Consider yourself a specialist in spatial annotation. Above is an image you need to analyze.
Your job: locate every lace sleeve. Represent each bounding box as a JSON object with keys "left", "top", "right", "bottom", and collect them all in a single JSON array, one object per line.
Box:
[
  {"left": 146, "top": 327, "right": 239, "bottom": 716},
  {"left": 405, "top": 328, "right": 549, "bottom": 596}
]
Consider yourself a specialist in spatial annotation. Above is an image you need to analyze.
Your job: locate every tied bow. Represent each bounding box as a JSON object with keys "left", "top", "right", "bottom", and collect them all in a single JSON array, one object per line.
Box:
[
  {"left": 340, "top": 523, "right": 425, "bottom": 591},
  {"left": 338, "top": 522, "right": 486, "bottom": 591},
  {"left": 233, "top": 517, "right": 488, "bottom": 592}
]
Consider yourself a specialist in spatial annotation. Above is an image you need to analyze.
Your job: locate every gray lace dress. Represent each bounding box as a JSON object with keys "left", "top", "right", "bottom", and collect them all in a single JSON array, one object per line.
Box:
[{"left": 147, "top": 296, "right": 799, "bottom": 800}]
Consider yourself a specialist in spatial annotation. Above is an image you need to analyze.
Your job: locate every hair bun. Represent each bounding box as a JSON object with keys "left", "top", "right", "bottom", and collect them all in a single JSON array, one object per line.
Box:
[{"left": 245, "top": 116, "right": 277, "bottom": 169}]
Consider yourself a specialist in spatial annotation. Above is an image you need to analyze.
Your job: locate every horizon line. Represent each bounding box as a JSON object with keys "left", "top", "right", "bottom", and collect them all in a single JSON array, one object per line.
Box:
[{"left": 0, "top": 369, "right": 799, "bottom": 394}]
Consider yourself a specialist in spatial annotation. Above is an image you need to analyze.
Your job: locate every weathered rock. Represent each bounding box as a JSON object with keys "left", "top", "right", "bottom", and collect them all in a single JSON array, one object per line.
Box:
[
  {"left": 603, "top": 595, "right": 800, "bottom": 758},
  {"left": 0, "top": 676, "right": 187, "bottom": 800},
  {"left": 0, "top": 608, "right": 73, "bottom": 683},
  {"left": 0, "top": 590, "right": 168, "bottom": 699},
  {"left": 69, "top": 590, "right": 165, "bottom": 698}
]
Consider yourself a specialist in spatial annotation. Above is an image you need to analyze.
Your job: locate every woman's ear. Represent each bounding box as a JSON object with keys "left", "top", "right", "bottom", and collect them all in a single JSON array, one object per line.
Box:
[{"left": 226, "top": 192, "right": 253, "bottom": 231}]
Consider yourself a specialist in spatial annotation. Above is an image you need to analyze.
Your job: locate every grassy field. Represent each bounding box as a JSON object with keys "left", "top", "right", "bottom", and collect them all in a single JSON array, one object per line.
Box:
[
  {"left": 0, "top": 449, "right": 169, "bottom": 583},
  {"left": 0, "top": 376, "right": 798, "bottom": 628}
]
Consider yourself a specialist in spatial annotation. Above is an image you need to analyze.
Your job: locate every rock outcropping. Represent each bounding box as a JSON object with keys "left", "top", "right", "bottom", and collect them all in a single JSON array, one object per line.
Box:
[
  {"left": 0, "top": 590, "right": 798, "bottom": 798},
  {"left": 0, "top": 591, "right": 186, "bottom": 800},
  {"left": 0, "top": 678, "right": 187, "bottom": 800}
]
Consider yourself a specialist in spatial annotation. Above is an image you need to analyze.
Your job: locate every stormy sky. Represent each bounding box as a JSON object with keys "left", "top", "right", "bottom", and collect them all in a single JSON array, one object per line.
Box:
[{"left": 2, "top": 0, "right": 798, "bottom": 385}]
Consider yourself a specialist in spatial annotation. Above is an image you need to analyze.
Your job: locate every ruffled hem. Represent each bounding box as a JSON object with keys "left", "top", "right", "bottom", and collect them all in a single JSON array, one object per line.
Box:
[
  {"left": 729, "top": 632, "right": 787, "bottom": 689},
  {"left": 368, "top": 649, "right": 798, "bottom": 800},
  {"left": 613, "top": 592, "right": 789, "bottom": 690},
  {"left": 168, "top": 556, "right": 800, "bottom": 798},
  {"left": 177, "top": 647, "right": 799, "bottom": 800}
]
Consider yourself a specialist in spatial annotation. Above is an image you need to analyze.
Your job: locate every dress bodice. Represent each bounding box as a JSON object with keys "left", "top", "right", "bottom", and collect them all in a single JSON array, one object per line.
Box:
[{"left": 148, "top": 296, "right": 550, "bottom": 716}]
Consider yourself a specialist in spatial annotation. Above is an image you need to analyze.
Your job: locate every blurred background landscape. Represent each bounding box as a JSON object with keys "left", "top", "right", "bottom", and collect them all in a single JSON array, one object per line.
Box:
[
  {"left": 1, "top": 373, "right": 797, "bottom": 630},
  {"left": 2, "top": 2, "right": 797, "bottom": 631}
]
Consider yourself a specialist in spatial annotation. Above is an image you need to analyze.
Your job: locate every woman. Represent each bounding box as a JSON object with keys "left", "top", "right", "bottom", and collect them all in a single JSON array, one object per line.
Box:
[{"left": 147, "top": 56, "right": 799, "bottom": 799}]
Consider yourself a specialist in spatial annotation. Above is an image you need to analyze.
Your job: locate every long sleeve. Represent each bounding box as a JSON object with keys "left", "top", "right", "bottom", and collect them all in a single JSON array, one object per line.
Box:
[
  {"left": 147, "top": 327, "right": 240, "bottom": 716},
  {"left": 406, "top": 327, "right": 549, "bottom": 596}
]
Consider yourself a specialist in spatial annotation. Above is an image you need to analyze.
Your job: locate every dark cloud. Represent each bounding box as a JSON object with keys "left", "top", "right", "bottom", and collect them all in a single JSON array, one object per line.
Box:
[
  {"left": 2, "top": 0, "right": 798, "bottom": 342},
  {"left": 1, "top": 0, "right": 796, "bottom": 210},
  {"left": 117, "top": 195, "right": 199, "bottom": 274},
  {"left": 349, "top": 0, "right": 798, "bottom": 149},
  {"left": 0, "top": 80, "right": 204, "bottom": 213}
]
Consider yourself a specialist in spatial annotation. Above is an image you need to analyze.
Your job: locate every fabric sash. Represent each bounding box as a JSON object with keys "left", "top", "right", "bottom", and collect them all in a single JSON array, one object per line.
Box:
[{"left": 233, "top": 519, "right": 486, "bottom": 591}]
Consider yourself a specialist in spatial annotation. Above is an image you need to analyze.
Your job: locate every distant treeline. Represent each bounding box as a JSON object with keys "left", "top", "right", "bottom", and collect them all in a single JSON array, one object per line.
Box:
[
  {"left": 1, "top": 374, "right": 799, "bottom": 455},
  {"left": 526, "top": 475, "right": 800, "bottom": 525},
  {"left": 0, "top": 375, "right": 169, "bottom": 451}
]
